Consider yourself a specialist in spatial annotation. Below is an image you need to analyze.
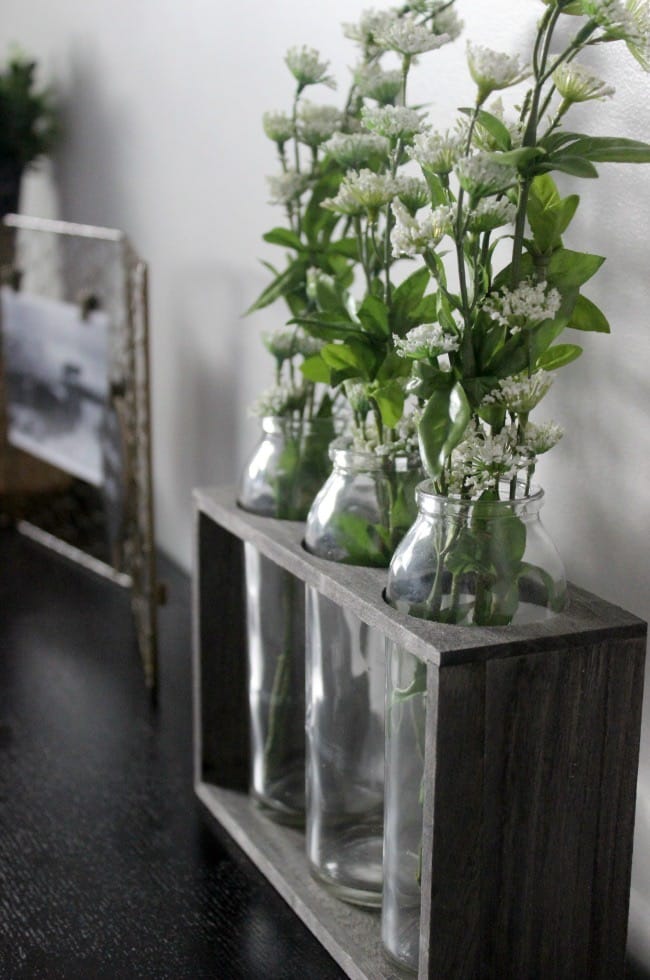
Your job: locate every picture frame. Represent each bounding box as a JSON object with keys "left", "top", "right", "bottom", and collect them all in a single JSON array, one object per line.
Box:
[{"left": 0, "top": 214, "right": 160, "bottom": 691}]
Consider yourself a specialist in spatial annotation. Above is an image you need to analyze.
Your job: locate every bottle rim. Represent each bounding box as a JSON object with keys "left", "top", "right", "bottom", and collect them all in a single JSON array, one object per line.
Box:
[
  {"left": 328, "top": 445, "right": 386, "bottom": 472},
  {"left": 415, "top": 478, "right": 545, "bottom": 518}
]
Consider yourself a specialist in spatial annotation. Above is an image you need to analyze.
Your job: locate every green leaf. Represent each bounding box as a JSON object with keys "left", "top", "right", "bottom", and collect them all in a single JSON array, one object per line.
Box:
[
  {"left": 459, "top": 107, "right": 512, "bottom": 151},
  {"left": 321, "top": 339, "right": 378, "bottom": 380},
  {"left": 489, "top": 146, "right": 545, "bottom": 170},
  {"left": 564, "top": 136, "right": 650, "bottom": 164},
  {"left": 418, "top": 382, "right": 471, "bottom": 480},
  {"left": 331, "top": 513, "right": 392, "bottom": 566},
  {"left": 328, "top": 237, "right": 359, "bottom": 259},
  {"left": 527, "top": 174, "right": 580, "bottom": 253},
  {"left": 290, "top": 316, "right": 367, "bottom": 342},
  {"left": 567, "top": 293, "right": 610, "bottom": 333},
  {"left": 547, "top": 249, "right": 605, "bottom": 290},
  {"left": 262, "top": 227, "right": 304, "bottom": 250},
  {"left": 246, "top": 260, "right": 307, "bottom": 314},
  {"left": 358, "top": 294, "right": 390, "bottom": 338},
  {"left": 537, "top": 155, "right": 599, "bottom": 179},
  {"left": 300, "top": 353, "right": 331, "bottom": 383},
  {"left": 536, "top": 343, "right": 583, "bottom": 371},
  {"left": 372, "top": 381, "right": 405, "bottom": 427},
  {"left": 422, "top": 170, "right": 449, "bottom": 207},
  {"left": 390, "top": 267, "right": 430, "bottom": 335}
]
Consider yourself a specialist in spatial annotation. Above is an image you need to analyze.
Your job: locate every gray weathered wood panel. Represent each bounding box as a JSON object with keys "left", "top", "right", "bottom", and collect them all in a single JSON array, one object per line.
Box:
[{"left": 193, "top": 487, "right": 647, "bottom": 980}]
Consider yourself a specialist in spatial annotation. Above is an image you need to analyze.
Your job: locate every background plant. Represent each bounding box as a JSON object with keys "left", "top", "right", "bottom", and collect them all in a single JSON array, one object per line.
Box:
[{"left": 0, "top": 49, "right": 57, "bottom": 175}]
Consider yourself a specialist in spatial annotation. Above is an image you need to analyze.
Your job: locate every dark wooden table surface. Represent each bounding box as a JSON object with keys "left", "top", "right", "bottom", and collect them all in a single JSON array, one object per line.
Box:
[
  {"left": 1, "top": 525, "right": 648, "bottom": 980},
  {"left": 0, "top": 527, "right": 346, "bottom": 980}
]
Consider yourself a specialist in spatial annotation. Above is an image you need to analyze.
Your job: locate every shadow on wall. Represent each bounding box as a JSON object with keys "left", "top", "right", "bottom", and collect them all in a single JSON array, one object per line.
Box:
[{"left": 52, "top": 44, "right": 137, "bottom": 228}]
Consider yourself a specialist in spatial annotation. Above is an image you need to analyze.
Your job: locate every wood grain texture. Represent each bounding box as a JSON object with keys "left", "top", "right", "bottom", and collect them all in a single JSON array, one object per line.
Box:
[
  {"left": 194, "top": 488, "right": 648, "bottom": 980},
  {"left": 195, "top": 510, "right": 249, "bottom": 790},
  {"left": 194, "top": 487, "right": 646, "bottom": 669},
  {"left": 420, "top": 662, "right": 485, "bottom": 979}
]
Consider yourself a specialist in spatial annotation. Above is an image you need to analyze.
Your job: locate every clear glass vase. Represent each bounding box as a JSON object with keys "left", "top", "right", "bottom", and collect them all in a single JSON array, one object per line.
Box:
[
  {"left": 238, "top": 415, "right": 334, "bottom": 521},
  {"left": 238, "top": 415, "right": 334, "bottom": 824},
  {"left": 386, "top": 479, "right": 567, "bottom": 627},
  {"left": 382, "top": 644, "right": 427, "bottom": 974},
  {"left": 304, "top": 447, "right": 420, "bottom": 906}
]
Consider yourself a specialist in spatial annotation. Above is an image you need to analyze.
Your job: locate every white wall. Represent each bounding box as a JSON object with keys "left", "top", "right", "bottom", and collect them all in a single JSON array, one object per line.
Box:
[{"left": 2, "top": 0, "right": 650, "bottom": 966}]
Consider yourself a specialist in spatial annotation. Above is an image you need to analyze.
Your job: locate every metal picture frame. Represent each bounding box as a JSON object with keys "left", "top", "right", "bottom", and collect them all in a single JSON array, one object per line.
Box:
[{"left": 0, "top": 214, "right": 160, "bottom": 691}]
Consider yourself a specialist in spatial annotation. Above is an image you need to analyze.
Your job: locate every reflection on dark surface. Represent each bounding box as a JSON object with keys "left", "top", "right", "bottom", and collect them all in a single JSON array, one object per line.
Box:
[{"left": 0, "top": 530, "right": 346, "bottom": 980}]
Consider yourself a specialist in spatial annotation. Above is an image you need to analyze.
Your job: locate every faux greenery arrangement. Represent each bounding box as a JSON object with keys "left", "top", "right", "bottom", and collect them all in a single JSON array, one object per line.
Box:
[
  {"left": 248, "top": 0, "right": 650, "bottom": 622},
  {"left": 0, "top": 50, "right": 57, "bottom": 200}
]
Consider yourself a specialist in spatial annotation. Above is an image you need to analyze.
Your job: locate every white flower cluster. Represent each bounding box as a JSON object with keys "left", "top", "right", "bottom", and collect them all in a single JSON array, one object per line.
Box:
[
  {"left": 448, "top": 424, "right": 528, "bottom": 496},
  {"left": 373, "top": 12, "right": 453, "bottom": 55},
  {"left": 390, "top": 199, "right": 453, "bottom": 256},
  {"left": 430, "top": 4, "right": 464, "bottom": 41},
  {"left": 322, "top": 131, "right": 389, "bottom": 168},
  {"left": 362, "top": 104, "right": 425, "bottom": 141},
  {"left": 354, "top": 62, "right": 403, "bottom": 104},
  {"left": 393, "top": 322, "right": 460, "bottom": 358},
  {"left": 263, "top": 111, "right": 294, "bottom": 145},
  {"left": 467, "top": 198, "right": 517, "bottom": 232},
  {"left": 395, "top": 175, "right": 430, "bottom": 213},
  {"left": 523, "top": 420, "right": 564, "bottom": 455},
  {"left": 467, "top": 42, "right": 531, "bottom": 101},
  {"left": 409, "top": 129, "right": 464, "bottom": 175},
  {"left": 322, "top": 168, "right": 398, "bottom": 216},
  {"left": 263, "top": 326, "right": 323, "bottom": 362},
  {"left": 484, "top": 280, "right": 562, "bottom": 333},
  {"left": 267, "top": 169, "right": 310, "bottom": 205},
  {"left": 249, "top": 381, "right": 306, "bottom": 418},
  {"left": 296, "top": 101, "right": 342, "bottom": 147},
  {"left": 342, "top": 9, "right": 398, "bottom": 54},
  {"left": 553, "top": 63, "right": 616, "bottom": 103},
  {"left": 482, "top": 370, "right": 554, "bottom": 413},
  {"left": 285, "top": 46, "right": 336, "bottom": 89},
  {"left": 581, "top": 0, "right": 648, "bottom": 48},
  {"left": 454, "top": 152, "right": 517, "bottom": 197}
]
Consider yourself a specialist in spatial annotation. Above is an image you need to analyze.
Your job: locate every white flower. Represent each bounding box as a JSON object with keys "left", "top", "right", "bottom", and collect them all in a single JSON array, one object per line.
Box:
[
  {"left": 362, "top": 104, "right": 425, "bottom": 141},
  {"left": 322, "top": 168, "right": 397, "bottom": 216},
  {"left": 394, "top": 175, "right": 430, "bottom": 213},
  {"left": 285, "top": 45, "right": 336, "bottom": 89},
  {"left": 267, "top": 169, "right": 310, "bottom": 205},
  {"left": 322, "top": 131, "right": 389, "bottom": 168},
  {"left": 521, "top": 420, "right": 564, "bottom": 455},
  {"left": 263, "top": 326, "right": 322, "bottom": 361},
  {"left": 249, "top": 381, "right": 306, "bottom": 417},
  {"left": 296, "top": 101, "right": 342, "bottom": 147},
  {"left": 409, "top": 129, "right": 464, "bottom": 175},
  {"left": 431, "top": 4, "right": 464, "bottom": 41},
  {"left": 484, "top": 280, "right": 562, "bottom": 332},
  {"left": 467, "top": 42, "right": 531, "bottom": 103},
  {"left": 390, "top": 199, "right": 453, "bottom": 256},
  {"left": 454, "top": 152, "right": 518, "bottom": 197},
  {"left": 467, "top": 198, "right": 517, "bottom": 232},
  {"left": 482, "top": 371, "right": 554, "bottom": 413},
  {"left": 342, "top": 10, "right": 398, "bottom": 55},
  {"left": 354, "top": 62, "right": 403, "bottom": 104},
  {"left": 393, "top": 322, "right": 460, "bottom": 358},
  {"left": 448, "top": 424, "right": 527, "bottom": 495},
  {"left": 553, "top": 63, "right": 616, "bottom": 102},
  {"left": 374, "top": 12, "right": 453, "bottom": 55},
  {"left": 263, "top": 111, "right": 294, "bottom": 145}
]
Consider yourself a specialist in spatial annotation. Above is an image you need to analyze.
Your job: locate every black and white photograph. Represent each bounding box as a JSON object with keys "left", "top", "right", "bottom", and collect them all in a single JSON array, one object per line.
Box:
[{"left": 1, "top": 286, "right": 110, "bottom": 486}]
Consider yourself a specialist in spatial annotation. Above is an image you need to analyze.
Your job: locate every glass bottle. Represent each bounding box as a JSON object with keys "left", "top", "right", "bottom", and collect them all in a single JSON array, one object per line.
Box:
[
  {"left": 386, "top": 479, "right": 567, "bottom": 627},
  {"left": 382, "top": 478, "right": 566, "bottom": 972},
  {"left": 381, "top": 643, "right": 427, "bottom": 974},
  {"left": 238, "top": 415, "right": 334, "bottom": 824},
  {"left": 304, "top": 447, "right": 420, "bottom": 906}
]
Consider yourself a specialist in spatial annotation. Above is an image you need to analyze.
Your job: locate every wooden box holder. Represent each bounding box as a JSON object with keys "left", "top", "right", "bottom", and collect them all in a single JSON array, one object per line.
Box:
[{"left": 192, "top": 486, "right": 646, "bottom": 980}]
